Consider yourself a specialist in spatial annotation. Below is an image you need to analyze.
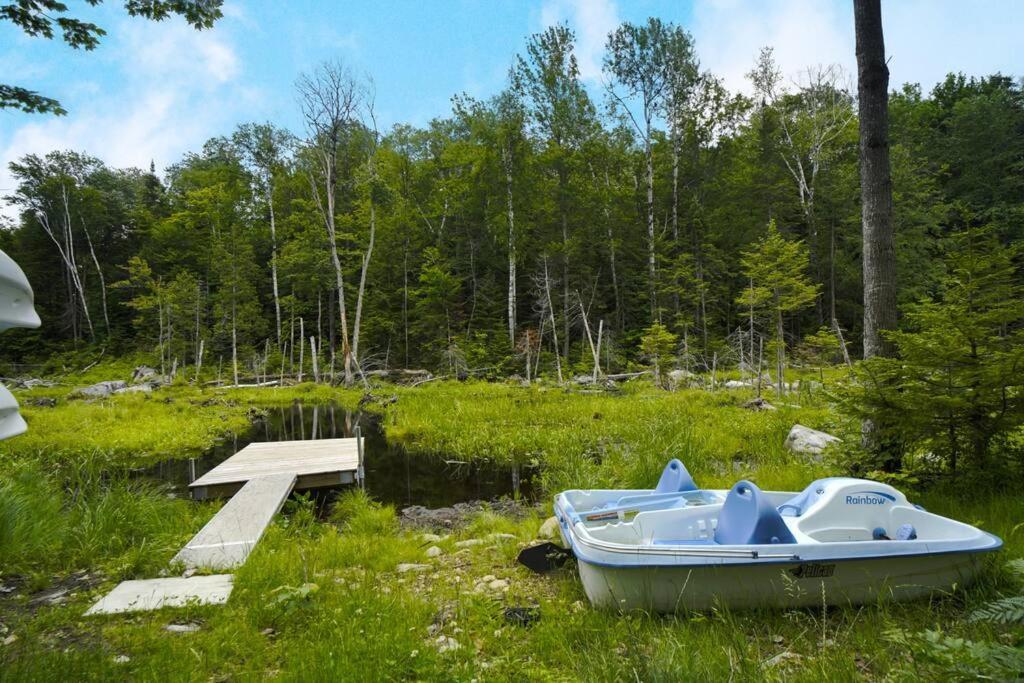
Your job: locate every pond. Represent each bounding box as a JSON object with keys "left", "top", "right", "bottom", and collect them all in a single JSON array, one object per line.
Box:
[{"left": 145, "top": 401, "right": 537, "bottom": 508}]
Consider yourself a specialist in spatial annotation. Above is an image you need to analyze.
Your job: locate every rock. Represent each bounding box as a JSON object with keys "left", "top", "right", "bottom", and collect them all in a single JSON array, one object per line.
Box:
[
  {"left": 25, "top": 397, "right": 57, "bottom": 407},
  {"left": 538, "top": 516, "right": 559, "bottom": 539},
  {"left": 454, "top": 539, "right": 482, "bottom": 549},
  {"left": 131, "top": 366, "right": 159, "bottom": 383},
  {"left": 2, "top": 634, "right": 17, "bottom": 646},
  {"left": 486, "top": 532, "right": 515, "bottom": 542},
  {"left": 784, "top": 424, "right": 841, "bottom": 456},
  {"left": 164, "top": 623, "right": 201, "bottom": 634},
  {"left": 487, "top": 579, "right": 509, "bottom": 592},
  {"left": 113, "top": 654, "right": 130, "bottom": 664},
  {"left": 724, "top": 380, "right": 752, "bottom": 389},
  {"left": 434, "top": 635, "right": 460, "bottom": 653},
  {"left": 419, "top": 533, "right": 442, "bottom": 543},
  {"left": 75, "top": 381, "right": 127, "bottom": 398},
  {"left": 667, "top": 369, "right": 694, "bottom": 389},
  {"left": 742, "top": 397, "right": 776, "bottom": 411},
  {"left": 18, "top": 378, "right": 53, "bottom": 389},
  {"left": 396, "top": 563, "right": 431, "bottom": 573},
  {"left": 481, "top": 575, "right": 497, "bottom": 583},
  {"left": 115, "top": 383, "right": 154, "bottom": 394},
  {"left": 765, "top": 651, "right": 802, "bottom": 668},
  {"left": 425, "top": 546, "right": 443, "bottom": 558},
  {"left": 31, "top": 587, "right": 68, "bottom": 605}
]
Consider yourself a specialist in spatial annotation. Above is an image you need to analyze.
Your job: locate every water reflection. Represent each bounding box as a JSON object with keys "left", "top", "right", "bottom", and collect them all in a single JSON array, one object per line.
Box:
[{"left": 145, "top": 401, "right": 535, "bottom": 508}]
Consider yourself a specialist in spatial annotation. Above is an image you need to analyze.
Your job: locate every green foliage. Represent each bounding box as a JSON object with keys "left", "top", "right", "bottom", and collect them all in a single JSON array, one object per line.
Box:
[
  {"left": 639, "top": 322, "right": 677, "bottom": 386},
  {"left": 968, "top": 596, "right": 1024, "bottom": 625},
  {"left": 1, "top": 1, "right": 223, "bottom": 115},
  {"left": 737, "top": 220, "right": 819, "bottom": 318},
  {"left": 840, "top": 227, "right": 1024, "bottom": 474}
]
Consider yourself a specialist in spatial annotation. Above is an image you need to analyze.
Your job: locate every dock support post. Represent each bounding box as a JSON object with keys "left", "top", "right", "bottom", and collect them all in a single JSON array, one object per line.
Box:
[{"left": 355, "top": 425, "right": 365, "bottom": 489}]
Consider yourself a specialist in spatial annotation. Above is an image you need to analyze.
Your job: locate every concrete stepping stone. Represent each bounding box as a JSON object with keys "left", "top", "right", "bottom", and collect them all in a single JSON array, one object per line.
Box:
[{"left": 85, "top": 575, "right": 234, "bottom": 615}]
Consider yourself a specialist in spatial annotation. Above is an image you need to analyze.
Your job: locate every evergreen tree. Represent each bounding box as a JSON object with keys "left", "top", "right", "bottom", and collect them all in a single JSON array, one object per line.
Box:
[{"left": 737, "top": 220, "right": 819, "bottom": 395}]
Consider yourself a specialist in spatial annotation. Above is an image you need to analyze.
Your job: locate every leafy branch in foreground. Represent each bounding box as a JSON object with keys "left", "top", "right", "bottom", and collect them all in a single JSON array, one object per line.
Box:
[{"left": 1, "top": 0, "right": 223, "bottom": 115}]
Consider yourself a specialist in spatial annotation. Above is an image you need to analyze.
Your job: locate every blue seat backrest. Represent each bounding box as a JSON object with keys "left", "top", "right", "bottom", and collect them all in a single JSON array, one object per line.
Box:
[
  {"left": 654, "top": 459, "right": 698, "bottom": 493},
  {"left": 715, "top": 480, "right": 796, "bottom": 545}
]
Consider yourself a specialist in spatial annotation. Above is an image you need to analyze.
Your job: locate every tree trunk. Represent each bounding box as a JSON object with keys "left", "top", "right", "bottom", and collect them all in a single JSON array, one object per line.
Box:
[
  {"left": 645, "top": 128, "right": 657, "bottom": 320},
  {"left": 855, "top": 0, "right": 899, "bottom": 465},
  {"left": 81, "top": 224, "right": 110, "bottom": 337},
  {"left": 352, "top": 197, "right": 376, "bottom": 381},
  {"left": 505, "top": 149, "right": 517, "bottom": 347},
  {"left": 775, "top": 306, "right": 785, "bottom": 398},
  {"left": 603, "top": 170, "right": 622, "bottom": 330},
  {"left": 268, "top": 182, "right": 282, "bottom": 347},
  {"left": 855, "top": 0, "right": 897, "bottom": 361}
]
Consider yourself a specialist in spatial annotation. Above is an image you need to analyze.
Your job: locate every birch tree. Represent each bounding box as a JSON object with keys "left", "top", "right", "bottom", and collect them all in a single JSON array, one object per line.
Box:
[
  {"left": 513, "top": 25, "right": 595, "bottom": 364},
  {"left": 296, "top": 61, "right": 365, "bottom": 385},
  {"left": 233, "top": 122, "right": 294, "bottom": 349},
  {"left": 605, "top": 18, "right": 694, "bottom": 319}
]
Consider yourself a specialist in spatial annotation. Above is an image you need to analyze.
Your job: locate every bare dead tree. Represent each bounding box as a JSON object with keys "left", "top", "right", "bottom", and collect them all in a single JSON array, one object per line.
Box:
[
  {"left": 533, "top": 256, "right": 563, "bottom": 383},
  {"left": 749, "top": 49, "right": 855, "bottom": 324},
  {"left": 297, "top": 60, "right": 365, "bottom": 386}
]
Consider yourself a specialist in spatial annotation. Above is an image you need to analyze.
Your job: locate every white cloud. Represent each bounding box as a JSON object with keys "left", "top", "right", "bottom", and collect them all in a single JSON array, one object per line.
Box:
[
  {"left": 0, "top": 17, "right": 246, "bottom": 216},
  {"left": 690, "top": 0, "right": 853, "bottom": 96},
  {"left": 539, "top": 0, "right": 620, "bottom": 82},
  {"left": 689, "top": 0, "right": 1023, "bottom": 97}
]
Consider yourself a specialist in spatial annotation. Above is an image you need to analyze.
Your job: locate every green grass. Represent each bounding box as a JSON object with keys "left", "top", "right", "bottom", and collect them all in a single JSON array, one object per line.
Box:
[
  {"left": 1, "top": 373, "right": 1021, "bottom": 681},
  {"left": 385, "top": 380, "right": 838, "bottom": 492},
  {"left": 0, "top": 382, "right": 366, "bottom": 467}
]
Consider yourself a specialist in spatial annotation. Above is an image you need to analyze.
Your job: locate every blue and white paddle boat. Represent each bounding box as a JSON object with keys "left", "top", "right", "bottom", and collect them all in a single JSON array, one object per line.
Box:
[{"left": 554, "top": 463, "right": 1001, "bottom": 611}]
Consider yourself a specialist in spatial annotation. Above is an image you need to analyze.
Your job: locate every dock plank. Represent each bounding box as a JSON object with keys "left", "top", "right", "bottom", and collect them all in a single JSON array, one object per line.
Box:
[{"left": 174, "top": 473, "right": 296, "bottom": 570}]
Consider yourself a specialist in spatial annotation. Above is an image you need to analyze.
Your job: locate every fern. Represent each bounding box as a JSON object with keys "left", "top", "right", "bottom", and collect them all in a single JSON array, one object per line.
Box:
[
  {"left": 1007, "top": 558, "right": 1024, "bottom": 580},
  {"left": 968, "top": 596, "right": 1024, "bottom": 625}
]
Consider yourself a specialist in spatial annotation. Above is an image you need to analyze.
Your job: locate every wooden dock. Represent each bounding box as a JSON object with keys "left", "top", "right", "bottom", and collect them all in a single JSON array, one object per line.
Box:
[
  {"left": 87, "top": 433, "right": 364, "bottom": 614},
  {"left": 189, "top": 436, "right": 363, "bottom": 499},
  {"left": 174, "top": 473, "right": 296, "bottom": 570}
]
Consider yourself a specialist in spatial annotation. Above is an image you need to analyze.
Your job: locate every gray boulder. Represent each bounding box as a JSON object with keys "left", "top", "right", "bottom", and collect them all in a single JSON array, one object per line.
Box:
[
  {"left": 115, "top": 383, "right": 154, "bottom": 395},
  {"left": 131, "top": 366, "right": 159, "bottom": 383},
  {"left": 785, "top": 424, "right": 841, "bottom": 455},
  {"left": 76, "top": 381, "right": 127, "bottom": 398},
  {"left": 667, "top": 369, "right": 694, "bottom": 388}
]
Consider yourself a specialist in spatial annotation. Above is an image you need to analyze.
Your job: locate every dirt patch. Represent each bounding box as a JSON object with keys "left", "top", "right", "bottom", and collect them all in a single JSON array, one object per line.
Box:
[{"left": 399, "top": 499, "right": 539, "bottom": 531}]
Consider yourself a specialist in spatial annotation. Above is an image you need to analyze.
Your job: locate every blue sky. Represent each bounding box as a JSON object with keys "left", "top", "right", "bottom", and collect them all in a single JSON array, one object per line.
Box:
[{"left": 1, "top": 0, "right": 1021, "bottom": 209}]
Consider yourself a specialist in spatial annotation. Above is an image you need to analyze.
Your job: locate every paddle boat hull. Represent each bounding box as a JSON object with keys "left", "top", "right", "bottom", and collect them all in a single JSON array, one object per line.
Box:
[
  {"left": 577, "top": 549, "right": 989, "bottom": 611},
  {"left": 557, "top": 474, "right": 1002, "bottom": 612}
]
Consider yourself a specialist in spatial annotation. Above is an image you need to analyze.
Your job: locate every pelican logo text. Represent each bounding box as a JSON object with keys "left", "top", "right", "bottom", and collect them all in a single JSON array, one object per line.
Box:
[
  {"left": 790, "top": 563, "right": 836, "bottom": 579},
  {"left": 845, "top": 491, "right": 896, "bottom": 505}
]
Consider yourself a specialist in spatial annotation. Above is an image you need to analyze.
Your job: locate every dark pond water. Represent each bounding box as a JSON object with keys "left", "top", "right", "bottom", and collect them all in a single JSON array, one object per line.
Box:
[{"left": 145, "top": 401, "right": 536, "bottom": 508}]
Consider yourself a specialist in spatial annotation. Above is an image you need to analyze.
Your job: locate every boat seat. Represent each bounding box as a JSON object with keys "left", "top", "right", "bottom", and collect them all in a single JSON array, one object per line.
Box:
[
  {"left": 654, "top": 458, "right": 698, "bottom": 494},
  {"left": 715, "top": 480, "right": 796, "bottom": 545}
]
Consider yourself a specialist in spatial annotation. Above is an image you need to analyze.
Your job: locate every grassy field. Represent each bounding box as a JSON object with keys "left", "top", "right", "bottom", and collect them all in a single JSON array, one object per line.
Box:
[{"left": 0, "top": 371, "right": 1021, "bottom": 681}]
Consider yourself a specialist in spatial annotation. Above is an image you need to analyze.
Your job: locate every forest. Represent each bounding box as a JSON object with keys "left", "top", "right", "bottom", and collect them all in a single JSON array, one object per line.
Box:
[
  {"left": 2, "top": 21, "right": 1019, "bottom": 371},
  {"left": 6, "top": 20, "right": 1023, "bottom": 479}
]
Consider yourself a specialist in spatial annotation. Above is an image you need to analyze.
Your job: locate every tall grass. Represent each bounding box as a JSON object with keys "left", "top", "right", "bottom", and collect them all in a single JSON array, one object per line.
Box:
[
  {"left": 386, "top": 380, "right": 837, "bottom": 493},
  {"left": 0, "top": 458, "right": 207, "bottom": 576}
]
